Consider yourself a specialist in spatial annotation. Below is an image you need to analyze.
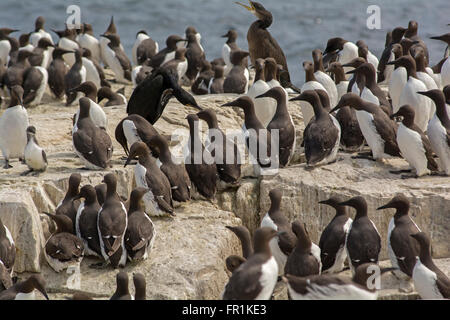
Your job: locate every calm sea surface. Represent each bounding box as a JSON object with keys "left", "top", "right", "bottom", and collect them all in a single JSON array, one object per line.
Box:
[{"left": 0, "top": 0, "right": 448, "bottom": 85}]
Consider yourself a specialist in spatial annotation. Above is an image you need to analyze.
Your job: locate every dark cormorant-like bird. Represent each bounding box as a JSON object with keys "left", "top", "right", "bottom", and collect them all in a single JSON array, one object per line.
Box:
[
  {"left": 126, "top": 67, "right": 201, "bottom": 125},
  {"left": 236, "top": 1, "right": 289, "bottom": 79}
]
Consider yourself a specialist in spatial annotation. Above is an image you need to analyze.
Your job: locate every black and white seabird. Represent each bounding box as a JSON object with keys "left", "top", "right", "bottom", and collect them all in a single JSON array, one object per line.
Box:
[
  {"left": 73, "top": 185, "right": 102, "bottom": 257},
  {"left": 65, "top": 49, "right": 87, "bottom": 106},
  {"left": 147, "top": 134, "right": 191, "bottom": 202},
  {"left": 356, "top": 40, "right": 379, "bottom": 75},
  {"left": 110, "top": 271, "right": 133, "bottom": 300},
  {"left": 0, "top": 274, "right": 48, "bottom": 300},
  {"left": 72, "top": 97, "right": 113, "bottom": 169},
  {"left": 95, "top": 183, "right": 107, "bottom": 207},
  {"left": 339, "top": 196, "right": 381, "bottom": 274},
  {"left": 236, "top": 1, "right": 289, "bottom": 77},
  {"left": 260, "top": 189, "right": 296, "bottom": 274},
  {"left": 0, "top": 217, "right": 15, "bottom": 276},
  {"left": 161, "top": 47, "right": 188, "bottom": 82},
  {"left": 29, "top": 38, "right": 54, "bottom": 68},
  {"left": 323, "top": 37, "right": 359, "bottom": 77},
  {"left": 377, "top": 194, "right": 421, "bottom": 283},
  {"left": 97, "top": 86, "right": 127, "bottom": 108},
  {"left": 0, "top": 260, "right": 13, "bottom": 292},
  {"left": 223, "top": 50, "right": 250, "bottom": 94},
  {"left": 429, "top": 32, "right": 450, "bottom": 87},
  {"left": 127, "top": 67, "right": 200, "bottom": 125},
  {"left": 410, "top": 232, "right": 450, "bottom": 299},
  {"left": 330, "top": 93, "right": 401, "bottom": 161},
  {"left": 52, "top": 27, "right": 79, "bottom": 67},
  {"left": 81, "top": 47, "right": 106, "bottom": 89},
  {"left": 222, "top": 96, "right": 273, "bottom": 172},
  {"left": 133, "top": 273, "right": 146, "bottom": 300},
  {"left": 48, "top": 47, "right": 71, "bottom": 99},
  {"left": 414, "top": 48, "right": 439, "bottom": 91},
  {"left": 77, "top": 23, "right": 101, "bottom": 65},
  {"left": 115, "top": 114, "right": 159, "bottom": 156},
  {"left": 284, "top": 263, "right": 393, "bottom": 300},
  {"left": 43, "top": 212, "right": 84, "bottom": 273},
  {"left": 226, "top": 225, "right": 253, "bottom": 260},
  {"left": 285, "top": 220, "right": 321, "bottom": 277},
  {"left": 22, "top": 126, "right": 47, "bottom": 175},
  {"left": 100, "top": 33, "right": 132, "bottom": 84},
  {"left": 55, "top": 173, "right": 81, "bottom": 232},
  {"left": 0, "top": 85, "right": 29, "bottom": 168},
  {"left": 0, "top": 28, "right": 18, "bottom": 65},
  {"left": 124, "top": 187, "right": 156, "bottom": 261},
  {"left": 4, "top": 50, "right": 34, "bottom": 88},
  {"left": 318, "top": 197, "right": 352, "bottom": 274},
  {"left": 208, "top": 65, "right": 225, "bottom": 94},
  {"left": 312, "top": 49, "right": 338, "bottom": 107},
  {"left": 326, "top": 62, "right": 349, "bottom": 101},
  {"left": 291, "top": 90, "right": 341, "bottom": 167},
  {"left": 222, "top": 227, "right": 279, "bottom": 300},
  {"left": 221, "top": 29, "right": 241, "bottom": 76},
  {"left": 246, "top": 58, "right": 273, "bottom": 126},
  {"left": 387, "top": 55, "right": 433, "bottom": 131},
  {"left": 99, "top": 16, "right": 120, "bottom": 68},
  {"left": 133, "top": 30, "right": 158, "bottom": 66},
  {"left": 148, "top": 35, "right": 187, "bottom": 69},
  {"left": 197, "top": 108, "right": 241, "bottom": 185},
  {"left": 97, "top": 173, "right": 128, "bottom": 268},
  {"left": 185, "top": 32, "right": 205, "bottom": 83},
  {"left": 22, "top": 63, "right": 48, "bottom": 107},
  {"left": 418, "top": 90, "right": 450, "bottom": 176},
  {"left": 377, "top": 26, "right": 406, "bottom": 84},
  {"left": 184, "top": 114, "right": 218, "bottom": 200},
  {"left": 390, "top": 105, "right": 438, "bottom": 178},
  {"left": 256, "top": 87, "right": 295, "bottom": 167},
  {"left": 29, "top": 16, "right": 53, "bottom": 47},
  {"left": 72, "top": 81, "right": 107, "bottom": 132},
  {"left": 299, "top": 61, "right": 327, "bottom": 126},
  {"left": 191, "top": 60, "right": 214, "bottom": 95},
  {"left": 125, "top": 142, "right": 175, "bottom": 216}
]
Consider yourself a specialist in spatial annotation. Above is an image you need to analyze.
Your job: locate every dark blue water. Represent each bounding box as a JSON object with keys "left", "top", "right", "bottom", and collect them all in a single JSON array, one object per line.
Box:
[{"left": 1, "top": 0, "right": 448, "bottom": 85}]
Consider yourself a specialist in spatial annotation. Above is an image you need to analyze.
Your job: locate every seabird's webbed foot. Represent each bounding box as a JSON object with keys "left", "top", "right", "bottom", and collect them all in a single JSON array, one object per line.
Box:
[
  {"left": 400, "top": 173, "right": 419, "bottom": 179},
  {"left": 389, "top": 169, "right": 412, "bottom": 175},
  {"left": 19, "top": 157, "right": 26, "bottom": 164},
  {"left": 3, "top": 160, "right": 12, "bottom": 169},
  {"left": 20, "top": 169, "right": 33, "bottom": 176},
  {"left": 430, "top": 171, "right": 448, "bottom": 177},
  {"left": 351, "top": 153, "right": 375, "bottom": 161}
]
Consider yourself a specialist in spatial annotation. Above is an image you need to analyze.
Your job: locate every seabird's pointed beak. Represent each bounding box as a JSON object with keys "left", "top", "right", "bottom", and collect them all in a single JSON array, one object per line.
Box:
[
  {"left": 386, "top": 60, "right": 396, "bottom": 66},
  {"left": 346, "top": 69, "right": 356, "bottom": 75},
  {"left": 221, "top": 101, "right": 237, "bottom": 107},
  {"left": 40, "top": 289, "right": 49, "bottom": 300},
  {"left": 289, "top": 95, "right": 302, "bottom": 102},
  {"left": 235, "top": 0, "right": 254, "bottom": 11},
  {"left": 221, "top": 33, "right": 228, "bottom": 38},
  {"left": 329, "top": 105, "right": 341, "bottom": 113},
  {"left": 380, "top": 267, "right": 398, "bottom": 274},
  {"left": 255, "top": 92, "right": 269, "bottom": 99},
  {"left": 429, "top": 35, "right": 444, "bottom": 41},
  {"left": 376, "top": 202, "right": 392, "bottom": 210},
  {"left": 124, "top": 157, "right": 131, "bottom": 167},
  {"left": 318, "top": 199, "right": 333, "bottom": 205},
  {"left": 416, "top": 91, "right": 431, "bottom": 98}
]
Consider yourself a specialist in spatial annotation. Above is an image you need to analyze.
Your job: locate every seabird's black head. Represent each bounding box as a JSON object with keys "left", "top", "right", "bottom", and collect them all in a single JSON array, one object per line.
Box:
[
  {"left": 324, "top": 37, "right": 346, "bottom": 55},
  {"left": 377, "top": 194, "right": 410, "bottom": 216},
  {"left": 289, "top": 89, "right": 320, "bottom": 107},
  {"left": 10, "top": 85, "right": 24, "bottom": 106},
  {"left": 125, "top": 141, "right": 151, "bottom": 167},
  {"left": 103, "top": 172, "right": 118, "bottom": 190},
  {"left": 97, "top": 86, "right": 115, "bottom": 103},
  {"left": 341, "top": 57, "right": 366, "bottom": 69},
  {"left": 399, "top": 38, "right": 419, "bottom": 55},
  {"left": 253, "top": 227, "right": 278, "bottom": 254},
  {"left": 75, "top": 185, "right": 97, "bottom": 204},
  {"left": 222, "top": 29, "right": 238, "bottom": 41},
  {"left": 83, "top": 23, "right": 93, "bottom": 35},
  {"left": 19, "top": 33, "right": 31, "bottom": 46},
  {"left": 226, "top": 255, "right": 246, "bottom": 273},
  {"left": 43, "top": 211, "right": 74, "bottom": 234},
  {"left": 128, "top": 187, "right": 149, "bottom": 213},
  {"left": 391, "top": 27, "right": 407, "bottom": 43},
  {"left": 23, "top": 274, "right": 49, "bottom": 300},
  {"left": 78, "top": 97, "right": 92, "bottom": 119},
  {"left": 230, "top": 50, "right": 249, "bottom": 66},
  {"left": 37, "top": 38, "right": 54, "bottom": 49},
  {"left": 26, "top": 126, "right": 37, "bottom": 143},
  {"left": 390, "top": 104, "right": 415, "bottom": 126},
  {"left": 52, "top": 47, "right": 73, "bottom": 59},
  {"left": 197, "top": 108, "right": 218, "bottom": 129},
  {"left": 319, "top": 196, "right": 346, "bottom": 215},
  {"left": 72, "top": 81, "right": 98, "bottom": 100},
  {"left": 0, "top": 28, "right": 19, "bottom": 37},
  {"left": 325, "top": 61, "right": 343, "bottom": 73},
  {"left": 330, "top": 92, "right": 365, "bottom": 113},
  {"left": 391, "top": 43, "right": 403, "bottom": 59},
  {"left": 430, "top": 33, "right": 450, "bottom": 45},
  {"left": 185, "top": 26, "right": 198, "bottom": 36},
  {"left": 291, "top": 220, "right": 311, "bottom": 250},
  {"left": 133, "top": 273, "right": 146, "bottom": 300},
  {"left": 339, "top": 196, "right": 368, "bottom": 215},
  {"left": 166, "top": 35, "right": 187, "bottom": 49},
  {"left": 221, "top": 95, "right": 254, "bottom": 111},
  {"left": 35, "top": 16, "right": 45, "bottom": 31}
]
